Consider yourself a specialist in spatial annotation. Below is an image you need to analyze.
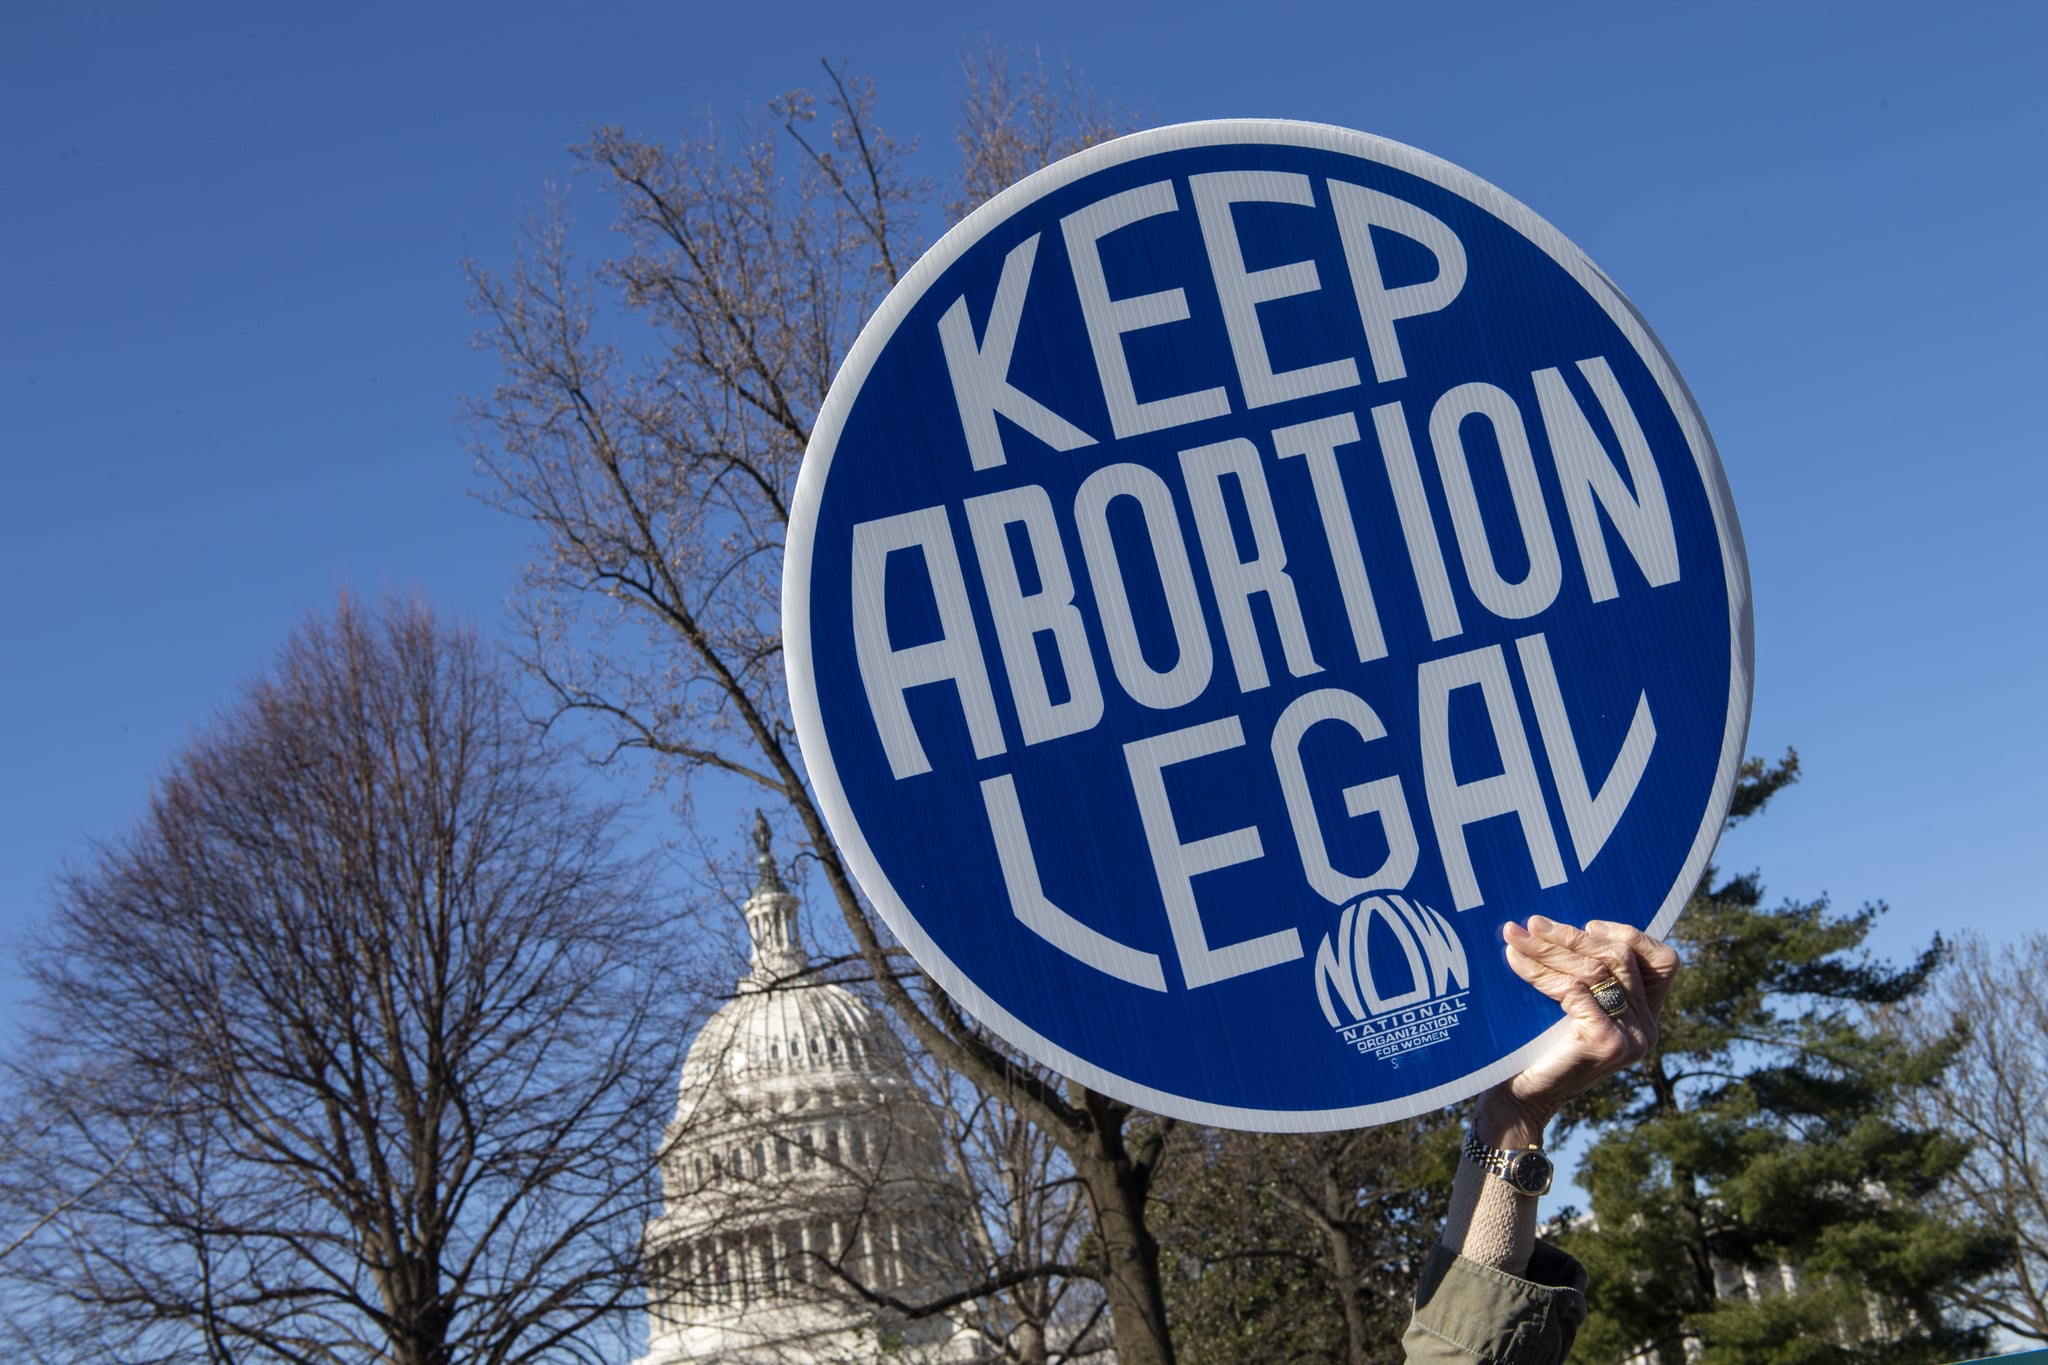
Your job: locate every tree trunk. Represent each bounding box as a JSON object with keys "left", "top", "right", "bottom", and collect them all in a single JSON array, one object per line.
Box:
[
  {"left": 375, "top": 1252, "right": 455, "bottom": 1365},
  {"left": 1073, "top": 1091, "right": 1176, "bottom": 1365},
  {"left": 1647, "top": 1054, "right": 1714, "bottom": 1365},
  {"left": 1015, "top": 1318, "right": 1048, "bottom": 1365},
  {"left": 1320, "top": 1166, "right": 1371, "bottom": 1365},
  {"left": 1649, "top": 1057, "right": 1718, "bottom": 1317}
]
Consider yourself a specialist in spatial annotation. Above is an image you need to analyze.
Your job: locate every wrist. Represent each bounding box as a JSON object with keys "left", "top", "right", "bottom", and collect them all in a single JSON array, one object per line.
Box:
[{"left": 1473, "top": 1088, "right": 1552, "bottom": 1150}]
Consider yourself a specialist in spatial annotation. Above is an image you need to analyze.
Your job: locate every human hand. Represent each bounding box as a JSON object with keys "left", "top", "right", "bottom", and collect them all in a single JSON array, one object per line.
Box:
[{"left": 1474, "top": 917, "right": 1680, "bottom": 1149}]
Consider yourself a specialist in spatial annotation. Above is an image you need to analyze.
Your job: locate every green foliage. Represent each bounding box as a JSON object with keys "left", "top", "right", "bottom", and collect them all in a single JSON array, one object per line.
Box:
[{"left": 1556, "top": 752, "right": 2008, "bottom": 1363}]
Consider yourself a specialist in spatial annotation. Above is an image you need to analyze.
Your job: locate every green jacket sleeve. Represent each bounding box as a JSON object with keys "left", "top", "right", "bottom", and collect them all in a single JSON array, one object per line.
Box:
[{"left": 1402, "top": 1240, "right": 1589, "bottom": 1364}]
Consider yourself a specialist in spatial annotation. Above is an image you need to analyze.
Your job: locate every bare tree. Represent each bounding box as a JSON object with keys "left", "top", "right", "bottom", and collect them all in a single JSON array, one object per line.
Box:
[
  {"left": 908, "top": 1056, "right": 1110, "bottom": 1365},
  {"left": 460, "top": 54, "right": 1190, "bottom": 1365},
  {"left": 1154, "top": 1119, "right": 1457, "bottom": 1365},
  {"left": 1890, "top": 930, "right": 2048, "bottom": 1344},
  {"left": 950, "top": 44, "right": 1139, "bottom": 220},
  {"left": 0, "top": 594, "right": 686, "bottom": 1365}
]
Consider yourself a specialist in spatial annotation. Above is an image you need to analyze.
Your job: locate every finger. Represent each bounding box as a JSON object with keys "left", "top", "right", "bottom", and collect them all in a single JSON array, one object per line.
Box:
[
  {"left": 1503, "top": 938, "right": 1578, "bottom": 1004},
  {"left": 1506, "top": 945, "right": 1637, "bottom": 1075},
  {"left": 1556, "top": 977, "right": 1624, "bottom": 1038},
  {"left": 1511, "top": 917, "right": 1617, "bottom": 987},
  {"left": 1574, "top": 926, "right": 1665, "bottom": 1056},
  {"left": 1504, "top": 939, "right": 1625, "bottom": 1041},
  {"left": 1571, "top": 921, "right": 1651, "bottom": 1011},
  {"left": 1502, "top": 929, "right": 1601, "bottom": 1006},
  {"left": 1585, "top": 921, "right": 1680, "bottom": 1016},
  {"left": 1520, "top": 921, "right": 1660, "bottom": 1058}
]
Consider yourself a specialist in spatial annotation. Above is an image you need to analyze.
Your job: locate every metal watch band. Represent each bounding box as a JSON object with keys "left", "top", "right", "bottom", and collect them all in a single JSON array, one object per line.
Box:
[{"left": 1461, "top": 1129, "right": 1554, "bottom": 1197}]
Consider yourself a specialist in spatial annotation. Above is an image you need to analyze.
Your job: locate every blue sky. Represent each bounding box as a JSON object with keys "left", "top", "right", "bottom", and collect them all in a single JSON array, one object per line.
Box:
[{"left": 2, "top": 0, "right": 2041, "bottom": 1044}]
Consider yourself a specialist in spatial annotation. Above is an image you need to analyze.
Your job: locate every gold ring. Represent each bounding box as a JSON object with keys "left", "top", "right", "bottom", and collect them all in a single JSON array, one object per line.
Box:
[{"left": 1588, "top": 977, "right": 1628, "bottom": 1017}]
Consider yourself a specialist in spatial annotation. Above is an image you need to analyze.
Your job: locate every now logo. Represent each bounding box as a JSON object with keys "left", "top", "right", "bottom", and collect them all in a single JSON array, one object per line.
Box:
[{"left": 1313, "top": 893, "right": 1469, "bottom": 1028}]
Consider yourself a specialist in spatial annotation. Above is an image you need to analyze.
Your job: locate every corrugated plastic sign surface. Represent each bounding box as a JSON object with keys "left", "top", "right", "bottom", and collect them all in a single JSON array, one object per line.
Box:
[{"left": 785, "top": 121, "right": 1751, "bottom": 1129}]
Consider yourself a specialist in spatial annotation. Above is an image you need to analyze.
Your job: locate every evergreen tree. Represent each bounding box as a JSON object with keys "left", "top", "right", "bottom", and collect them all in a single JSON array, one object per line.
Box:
[{"left": 1556, "top": 752, "right": 2007, "bottom": 1364}]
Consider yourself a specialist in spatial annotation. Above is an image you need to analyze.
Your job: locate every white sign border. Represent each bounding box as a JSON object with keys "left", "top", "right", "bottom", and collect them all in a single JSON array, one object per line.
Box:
[{"left": 784, "top": 119, "right": 1754, "bottom": 1131}]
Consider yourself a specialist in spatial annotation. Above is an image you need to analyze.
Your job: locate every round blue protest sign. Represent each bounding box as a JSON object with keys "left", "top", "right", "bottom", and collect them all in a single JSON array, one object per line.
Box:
[{"left": 785, "top": 121, "right": 1750, "bottom": 1129}]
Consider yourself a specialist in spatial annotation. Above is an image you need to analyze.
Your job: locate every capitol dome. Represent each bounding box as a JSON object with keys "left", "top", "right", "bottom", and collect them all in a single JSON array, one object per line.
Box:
[
  {"left": 675, "top": 951, "right": 894, "bottom": 1098},
  {"left": 638, "top": 817, "right": 978, "bottom": 1364}
]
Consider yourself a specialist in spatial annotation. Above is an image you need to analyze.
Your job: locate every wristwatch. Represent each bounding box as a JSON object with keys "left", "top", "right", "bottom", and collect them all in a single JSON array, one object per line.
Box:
[{"left": 1462, "top": 1129, "right": 1554, "bottom": 1197}]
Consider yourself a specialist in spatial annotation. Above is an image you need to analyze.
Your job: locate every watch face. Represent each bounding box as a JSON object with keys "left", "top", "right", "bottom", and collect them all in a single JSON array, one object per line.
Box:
[{"left": 1504, "top": 1150, "right": 1554, "bottom": 1197}]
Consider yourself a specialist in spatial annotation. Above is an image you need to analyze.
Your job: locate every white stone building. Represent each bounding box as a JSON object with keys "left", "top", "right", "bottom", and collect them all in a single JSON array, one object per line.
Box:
[{"left": 636, "top": 819, "right": 982, "bottom": 1364}]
